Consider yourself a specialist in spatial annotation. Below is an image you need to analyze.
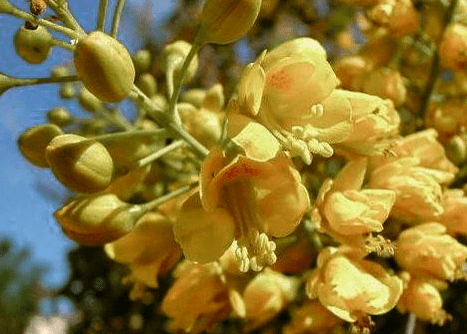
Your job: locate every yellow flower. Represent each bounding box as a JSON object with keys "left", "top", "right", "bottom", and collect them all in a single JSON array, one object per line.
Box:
[
  {"left": 395, "top": 223, "right": 467, "bottom": 282},
  {"left": 306, "top": 247, "right": 403, "bottom": 323},
  {"left": 438, "top": 189, "right": 467, "bottom": 236},
  {"left": 283, "top": 300, "right": 343, "bottom": 334},
  {"left": 334, "top": 90, "right": 400, "bottom": 155},
  {"left": 313, "top": 158, "right": 396, "bottom": 255},
  {"left": 238, "top": 37, "right": 339, "bottom": 123},
  {"left": 104, "top": 212, "right": 182, "bottom": 292},
  {"left": 369, "top": 128, "right": 458, "bottom": 175},
  {"left": 173, "top": 116, "right": 309, "bottom": 271},
  {"left": 370, "top": 157, "right": 454, "bottom": 222},
  {"left": 397, "top": 274, "right": 451, "bottom": 325},
  {"left": 161, "top": 261, "right": 231, "bottom": 334},
  {"left": 243, "top": 269, "right": 300, "bottom": 331}
]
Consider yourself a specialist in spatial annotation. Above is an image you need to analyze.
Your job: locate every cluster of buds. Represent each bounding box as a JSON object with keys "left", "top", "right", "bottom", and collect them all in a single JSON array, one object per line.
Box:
[{"left": 4, "top": 0, "right": 467, "bottom": 332}]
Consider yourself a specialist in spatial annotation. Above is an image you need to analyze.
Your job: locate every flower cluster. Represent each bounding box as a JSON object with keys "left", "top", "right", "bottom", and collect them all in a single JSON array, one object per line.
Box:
[{"left": 4, "top": 0, "right": 467, "bottom": 332}]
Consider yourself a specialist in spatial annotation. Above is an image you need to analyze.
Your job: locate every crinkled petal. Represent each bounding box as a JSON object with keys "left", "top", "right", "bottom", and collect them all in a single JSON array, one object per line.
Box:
[
  {"left": 174, "top": 193, "right": 235, "bottom": 263},
  {"left": 238, "top": 52, "right": 266, "bottom": 116}
]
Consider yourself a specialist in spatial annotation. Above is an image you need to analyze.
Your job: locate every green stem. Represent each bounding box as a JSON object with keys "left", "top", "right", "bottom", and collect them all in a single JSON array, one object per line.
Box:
[
  {"left": 87, "top": 128, "right": 168, "bottom": 143},
  {"left": 110, "top": 0, "right": 126, "bottom": 38},
  {"left": 140, "top": 183, "right": 198, "bottom": 212},
  {"left": 96, "top": 0, "right": 108, "bottom": 31},
  {"left": 93, "top": 106, "right": 134, "bottom": 131},
  {"left": 1, "top": 2, "right": 82, "bottom": 39},
  {"left": 135, "top": 140, "right": 186, "bottom": 168},
  {"left": 166, "top": 62, "right": 175, "bottom": 99},
  {"left": 50, "top": 38, "right": 75, "bottom": 51},
  {"left": 419, "top": 0, "right": 459, "bottom": 121},
  {"left": 129, "top": 85, "right": 209, "bottom": 159},
  {"left": 167, "top": 31, "right": 203, "bottom": 119},
  {"left": 0, "top": 72, "right": 78, "bottom": 96},
  {"left": 46, "top": 0, "right": 85, "bottom": 35}
]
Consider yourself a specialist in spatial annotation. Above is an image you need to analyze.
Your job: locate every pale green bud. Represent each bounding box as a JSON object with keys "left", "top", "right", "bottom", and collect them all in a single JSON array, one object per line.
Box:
[
  {"left": 132, "top": 49, "right": 152, "bottom": 74},
  {"left": 78, "top": 86, "right": 103, "bottom": 112},
  {"left": 180, "top": 88, "right": 206, "bottom": 108},
  {"left": 14, "top": 24, "right": 52, "bottom": 64},
  {"left": 51, "top": 66, "right": 70, "bottom": 78},
  {"left": 161, "top": 40, "right": 199, "bottom": 83},
  {"left": 54, "top": 193, "right": 142, "bottom": 245},
  {"left": 199, "top": 0, "right": 262, "bottom": 44},
  {"left": 74, "top": 31, "right": 135, "bottom": 102},
  {"left": 17, "top": 124, "right": 63, "bottom": 168},
  {"left": 136, "top": 73, "right": 157, "bottom": 97},
  {"left": 46, "top": 134, "right": 114, "bottom": 193},
  {"left": 59, "top": 83, "right": 76, "bottom": 99},
  {"left": 47, "top": 107, "right": 73, "bottom": 127}
]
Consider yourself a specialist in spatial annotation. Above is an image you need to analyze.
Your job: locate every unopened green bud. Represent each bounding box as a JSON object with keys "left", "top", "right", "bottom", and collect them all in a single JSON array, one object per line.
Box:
[
  {"left": 17, "top": 124, "right": 63, "bottom": 168},
  {"left": 59, "top": 82, "right": 76, "bottom": 99},
  {"left": 0, "top": 0, "right": 16, "bottom": 14},
  {"left": 150, "top": 94, "right": 168, "bottom": 110},
  {"left": 105, "top": 138, "right": 152, "bottom": 171},
  {"left": 14, "top": 24, "right": 52, "bottom": 64},
  {"left": 178, "top": 102, "right": 222, "bottom": 148},
  {"left": 180, "top": 88, "right": 206, "bottom": 108},
  {"left": 446, "top": 135, "right": 467, "bottom": 166},
  {"left": 46, "top": 134, "right": 114, "bottom": 193},
  {"left": 136, "top": 73, "right": 157, "bottom": 97},
  {"left": 51, "top": 66, "right": 70, "bottom": 78},
  {"left": 132, "top": 49, "right": 152, "bottom": 74},
  {"left": 78, "top": 86, "right": 103, "bottom": 112},
  {"left": 47, "top": 107, "right": 73, "bottom": 127},
  {"left": 199, "top": 0, "right": 261, "bottom": 44},
  {"left": 74, "top": 31, "right": 135, "bottom": 102},
  {"left": 54, "top": 193, "right": 142, "bottom": 245},
  {"left": 202, "top": 83, "right": 224, "bottom": 111},
  {"left": 79, "top": 119, "right": 106, "bottom": 136},
  {"left": 161, "top": 41, "right": 199, "bottom": 83}
]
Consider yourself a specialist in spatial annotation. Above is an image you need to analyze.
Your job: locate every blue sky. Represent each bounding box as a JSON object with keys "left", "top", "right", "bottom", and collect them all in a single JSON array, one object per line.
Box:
[{"left": 0, "top": 0, "right": 176, "bottom": 289}]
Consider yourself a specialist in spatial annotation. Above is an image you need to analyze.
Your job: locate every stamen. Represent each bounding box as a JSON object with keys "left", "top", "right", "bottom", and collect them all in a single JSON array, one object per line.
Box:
[
  {"left": 235, "top": 229, "right": 277, "bottom": 272},
  {"left": 310, "top": 103, "right": 324, "bottom": 118},
  {"left": 365, "top": 235, "right": 395, "bottom": 257}
]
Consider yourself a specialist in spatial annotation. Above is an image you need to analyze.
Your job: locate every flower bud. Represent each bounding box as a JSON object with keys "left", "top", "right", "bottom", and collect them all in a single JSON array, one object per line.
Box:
[
  {"left": 283, "top": 301, "right": 343, "bottom": 334},
  {"left": 78, "top": 86, "right": 103, "bottom": 112},
  {"left": 395, "top": 223, "right": 467, "bottom": 281},
  {"left": 445, "top": 135, "right": 467, "bottom": 165},
  {"left": 74, "top": 31, "right": 135, "bottom": 102},
  {"left": 199, "top": 0, "right": 262, "bottom": 44},
  {"left": 333, "top": 56, "right": 372, "bottom": 91},
  {"left": 178, "top": 102, "right": 222, "bottom": 148},
  {"left": 104, "top": 212, "right": 182, "bottom": 288},
  {"left": 17, "top": 124, "right": 63, "bottom": 168},
  {"left": 136, "top": 73, "right": 157, "bottom": 97},
  {"left": 79, "top": 119, "right": 106, "bottom": 136},
  {"left": 397, "top": 276, "right": 451, "bottom": 325},
  {"left": 132, "top": 49, "right": 151, "bottom": 74},
  {"left": 243, "top": 269, "right": 300, "bottom": 331},
  {"left": 180, "top": 88, "right": 206, "bottom": 108},
  {"left": 202, "top": 83, "right": 224, "bottom": 112},
  {"left": 161, "top": 41, "right": 199, "bottom": 83},
  {"left": 51, "top": 66, "right": 70, "bottom": 78},
  {"left": 362, "top": 67, "right": 407, "bottom": 107},
  {"left": 47, "top": 107, "right": 73, "bottom": 127},
  {"left": 0, "top": 0, "right": 16, "bottom": 14},
  {"left": 59, "top": 83, "right": 76, "bottom": 99},
  {"left": 46, "top": 134, "right": 114, "bottom": 193},
  {"left": 54, "top": 193, "right": 142, "bottom": 245},
  {"left": 14, "top": 24, "right": 52, "bottom": 64},
  {"left": 439, "top": 23, "right": 467, "bottom": 72}
]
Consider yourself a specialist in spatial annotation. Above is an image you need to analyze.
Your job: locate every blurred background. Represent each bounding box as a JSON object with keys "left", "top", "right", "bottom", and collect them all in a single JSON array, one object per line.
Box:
[
  {"left": 2, "top": 0, "right": 467, "bottom": 333},
  {"left": 0, "top": 0, "right": 175, "bottom": 332}
]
